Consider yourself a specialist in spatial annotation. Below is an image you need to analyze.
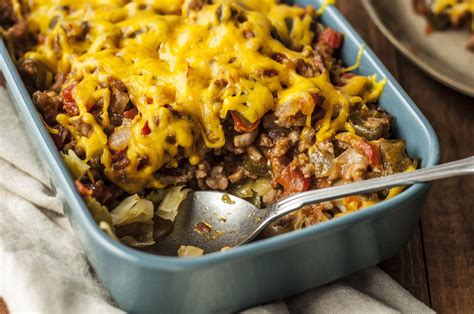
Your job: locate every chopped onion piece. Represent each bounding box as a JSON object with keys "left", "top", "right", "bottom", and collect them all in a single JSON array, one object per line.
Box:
[
  {"left": 122, "top": 118, "right": 133, "bottom": 127},
  {"left": 108, "top": 127, "right": 132, "bottom": 152},
  {"left": 110, "top": 87, "right": 129, "bottom": 113},
  {"left": 177, "top": 245, "right": 204, "bottom": 257},
  {"left": 309, "top": 148, "right": 334, "bottom": 178}
]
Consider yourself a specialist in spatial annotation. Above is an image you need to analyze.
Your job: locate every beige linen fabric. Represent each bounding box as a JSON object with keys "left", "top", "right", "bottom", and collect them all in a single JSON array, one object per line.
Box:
[{"left": 0, "top": 87, "right": 434, "bottom": 313}]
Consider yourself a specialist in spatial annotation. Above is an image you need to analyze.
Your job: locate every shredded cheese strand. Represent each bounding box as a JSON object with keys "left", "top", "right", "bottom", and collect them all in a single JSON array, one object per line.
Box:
[{"left": 341, "top": 45, "right": 364, "bottom": 74}]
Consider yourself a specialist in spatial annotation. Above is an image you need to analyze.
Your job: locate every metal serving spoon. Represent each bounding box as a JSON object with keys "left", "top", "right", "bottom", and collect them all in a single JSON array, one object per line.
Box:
[{"left": 154, "top": 156, "right": 473, "bottom": 255}]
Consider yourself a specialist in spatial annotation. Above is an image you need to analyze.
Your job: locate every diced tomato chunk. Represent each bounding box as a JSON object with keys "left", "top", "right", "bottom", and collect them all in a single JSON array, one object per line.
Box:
[
  {"left": 231, "top": 111, "right": 260, "bottom": 133},
  {"left": 75, "top": 180, "right": 92, "bottom": 197},
  {"left": 318, "top": 28, "right": 344, "bottom": 50},
  {"left": 277, "top": 165, "right": 312, "bottom": 193},
  {"left": 123, "top": 108, "right": 138, "bottom": 119},
  {"left": 62, "top": 84, "right": 79, "bottom": 116},
  {"left": 141, "top": 121, "right": 151, "bottom": 136},
  {"left": 354, "top": 140, "right": 381, "bottom": 169}
]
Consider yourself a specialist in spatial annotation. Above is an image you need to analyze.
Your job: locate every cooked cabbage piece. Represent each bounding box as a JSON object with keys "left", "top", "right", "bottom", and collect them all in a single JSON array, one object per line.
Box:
[
  {"left": 111, "top": 194, "right": 154, "bottom": 226},
  {"left": 157, "top": 186, "right": 191, "bottom": 222},
  {"left": 62, "top": 150, "right": 89, "bottom": 180}
]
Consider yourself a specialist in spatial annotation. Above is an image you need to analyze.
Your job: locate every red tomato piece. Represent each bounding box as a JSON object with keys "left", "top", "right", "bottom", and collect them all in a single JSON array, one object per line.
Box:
[
  {"left": 318, "top": 28, "right": 344, "bottom": 50},
  {"left": 141, "top": 121, "right": 151, "bottom": 136},
  {"left": 75, "top": 180, "right": 92, "bottom": 197},
  {"left": 123, "top": 108, "right": 138, "bottom": 119},
  {"left": 277, "top": 165, "right": 312, "bottom": 193},
  {"left": 231, "top": 111, "right": 260, "bottom": 133},
  {"left": 354, "top": 140, "right": 381, "bottom": 169},
  {"left": 62, "top": 84, "right": 79, "bottom": 116}
]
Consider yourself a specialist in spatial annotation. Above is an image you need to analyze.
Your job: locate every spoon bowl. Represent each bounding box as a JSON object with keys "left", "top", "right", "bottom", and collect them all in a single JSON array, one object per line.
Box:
[{"left": 153, "top": 191, "right": 264, "bottom": 255}]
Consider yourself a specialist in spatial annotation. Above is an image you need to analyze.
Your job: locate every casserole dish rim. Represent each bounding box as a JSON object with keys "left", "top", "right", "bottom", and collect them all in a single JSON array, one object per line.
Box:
[{"left": 0, "top": 2, "right": 440, "bottom": 271}]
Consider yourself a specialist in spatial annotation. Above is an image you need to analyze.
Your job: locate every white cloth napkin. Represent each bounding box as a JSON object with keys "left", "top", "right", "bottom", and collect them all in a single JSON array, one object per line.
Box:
[{"left": 0, "top": 87, "right": 434, "bottom": 314}]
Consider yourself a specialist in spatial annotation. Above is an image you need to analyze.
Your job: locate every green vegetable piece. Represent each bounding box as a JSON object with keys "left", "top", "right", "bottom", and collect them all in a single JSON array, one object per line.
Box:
[
  {"left": 230, "top": 180, "right": 254, "bottom": 198},
  {"left": 243, "top": 159, "right": 270, "bottom": 177},
  {"left": 378, "top": 139, "right": 413, "bottom": 174}
]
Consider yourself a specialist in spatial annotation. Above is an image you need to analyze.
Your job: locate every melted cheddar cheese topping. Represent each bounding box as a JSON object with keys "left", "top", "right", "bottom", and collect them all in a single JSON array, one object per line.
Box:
[{"left": 17, "top": 0, "right": 385, "bottom": 193}]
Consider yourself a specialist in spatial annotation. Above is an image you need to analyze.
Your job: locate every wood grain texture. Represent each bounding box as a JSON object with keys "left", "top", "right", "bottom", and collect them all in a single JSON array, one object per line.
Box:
[
  {"left": 0, "top": 299, "right": 7, "bottom": 314},
  {"left": 337, "top": 1, "right": 474, "bottom": 313},
  {"left": 397, "top": 54, "right": 474, "bottom": 313}
]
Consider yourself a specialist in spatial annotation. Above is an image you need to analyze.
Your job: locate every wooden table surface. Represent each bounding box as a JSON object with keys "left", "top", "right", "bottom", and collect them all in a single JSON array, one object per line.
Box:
[
  {"left": 1, "top": 1, "right": 472, "bottom": 313},
  {"left": 335, "top": 1, "right": 473, "bottom": 313}
]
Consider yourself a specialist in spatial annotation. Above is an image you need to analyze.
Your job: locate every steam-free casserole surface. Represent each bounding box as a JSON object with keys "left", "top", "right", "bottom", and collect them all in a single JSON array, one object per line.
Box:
[{"left": 0, "top": 0, "right": 439, "bottom": 312}]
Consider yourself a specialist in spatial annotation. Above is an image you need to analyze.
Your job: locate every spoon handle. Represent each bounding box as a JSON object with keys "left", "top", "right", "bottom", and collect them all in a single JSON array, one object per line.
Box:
[{"left": 271, "top": 156, "right": 474, "bottom": 220}]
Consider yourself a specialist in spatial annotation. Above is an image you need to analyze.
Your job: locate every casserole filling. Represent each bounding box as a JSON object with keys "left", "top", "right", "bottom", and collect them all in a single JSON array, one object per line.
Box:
[{"left": 1, "top": 0, "right": 417, "bottom": 255}]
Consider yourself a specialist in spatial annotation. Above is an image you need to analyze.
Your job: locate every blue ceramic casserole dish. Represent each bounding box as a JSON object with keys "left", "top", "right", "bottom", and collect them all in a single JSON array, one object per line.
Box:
[{"left": 0, "top": 1, "right": 440, "bottom": 312}]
